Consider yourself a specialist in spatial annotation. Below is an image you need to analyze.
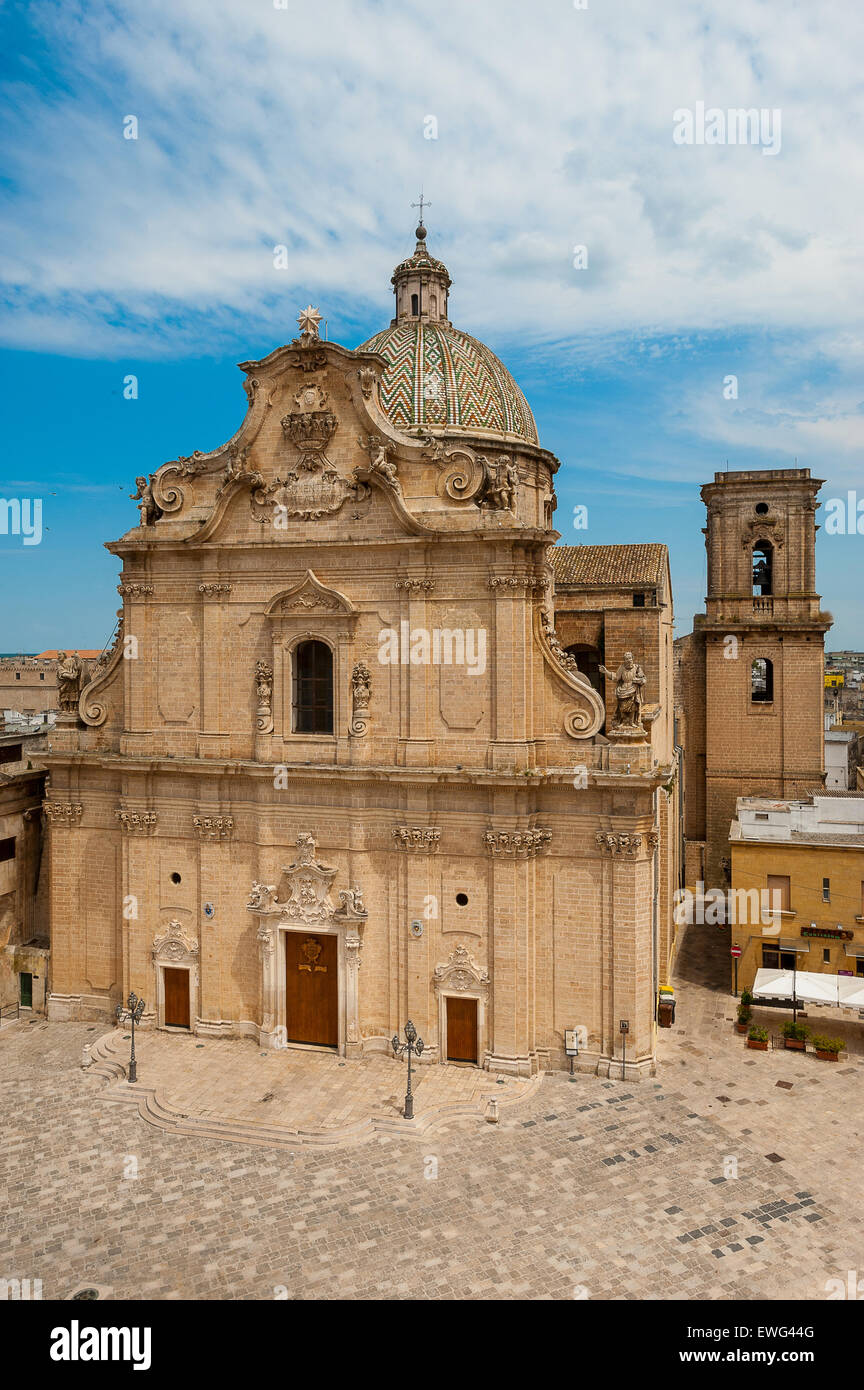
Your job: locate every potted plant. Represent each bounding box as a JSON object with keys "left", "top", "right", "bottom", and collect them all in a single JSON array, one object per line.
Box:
[
  {"left": 747, "top": 1025, "right": 769, "bottom": 1051},
  {"left": 782, "top": 1020, "right": 808, "bottom": 1051},
  {"left": 811, "top": 1034, "right": 845, "bottom": 1061},
  {"left": 735, "top": 1003, "right": 751, "bottom": 1034}
]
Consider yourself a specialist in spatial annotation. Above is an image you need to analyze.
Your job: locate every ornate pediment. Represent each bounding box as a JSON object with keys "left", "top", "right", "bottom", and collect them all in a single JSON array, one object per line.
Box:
[
  {"left": 246, "top": 833, "right": 368, "bottom": 928},
  {"left": 433, "top": 943, "right": 489, "bottom": 996},
  {"left": 265, "top": 570, "right": 356, "bottom": 620},
  {"left": 152, "top": 920, "right": 199, "bottom": 963}
]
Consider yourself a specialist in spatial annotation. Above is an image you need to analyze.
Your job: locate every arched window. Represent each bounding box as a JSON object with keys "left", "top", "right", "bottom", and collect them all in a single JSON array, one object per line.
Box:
[
  {"left": 564, "top": 643, "right": 604, "bottom": 696},
  {"left": 752, "top": 542, "right": 773, "bottom": 595},
  {"left": 411, "top": 293, "right": 419, "bottom": 316},
  {"left": 751, "top": 657, "right": 774, "bottom": 703},
  {"left": 293, "top": 640, "right": 334, "bottom": 734}
]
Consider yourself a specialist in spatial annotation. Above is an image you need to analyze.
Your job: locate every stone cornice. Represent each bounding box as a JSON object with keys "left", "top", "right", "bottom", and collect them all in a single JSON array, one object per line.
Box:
[{"left": 40, "top": 751, "right": 673, "bottom": 792}]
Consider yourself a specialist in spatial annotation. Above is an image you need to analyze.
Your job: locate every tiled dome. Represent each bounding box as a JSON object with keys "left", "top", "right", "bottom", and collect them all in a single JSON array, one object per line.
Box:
[
  {"left": 359, "top": 320, "right": 539, "bottom": 444},
  {"left": 357, "top": 227, "right": 538, "bottom": 444}
]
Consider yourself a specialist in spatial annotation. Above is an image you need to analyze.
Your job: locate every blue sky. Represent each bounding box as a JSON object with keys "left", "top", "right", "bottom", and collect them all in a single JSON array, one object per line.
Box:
[{"left": 1, "top": 0, "right": 862, "bottom": 651}]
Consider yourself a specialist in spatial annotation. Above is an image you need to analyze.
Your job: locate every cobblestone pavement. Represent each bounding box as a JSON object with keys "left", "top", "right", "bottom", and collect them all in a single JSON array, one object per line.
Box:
[{"left": 2, "top": 920, "right": 863, "bottom": 1301}]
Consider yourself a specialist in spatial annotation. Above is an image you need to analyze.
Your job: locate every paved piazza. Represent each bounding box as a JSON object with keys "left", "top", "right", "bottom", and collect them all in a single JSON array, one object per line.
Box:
[{"left": 2, "top": 921, "right": 864, "bottom": 1301}]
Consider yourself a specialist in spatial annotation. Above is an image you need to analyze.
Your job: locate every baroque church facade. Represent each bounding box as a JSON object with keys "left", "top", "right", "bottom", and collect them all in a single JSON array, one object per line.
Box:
[{"left": 43, "top": 226, "right": 681, "bottom": 1078}]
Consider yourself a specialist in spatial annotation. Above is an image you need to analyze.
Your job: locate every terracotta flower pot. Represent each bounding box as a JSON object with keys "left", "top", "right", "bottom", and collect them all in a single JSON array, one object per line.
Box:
[
  {"left": 815, "top": 1049, "right": 840, "bottom": 1061},
  {"left": 747, "top": 1039, "right": 769, "bottom": 1050},
  {"left": 735, "top": 1022, "right": 749, "bottom": 1034},
  {"left": 784, "top": 1039, "right": 806, "bottom": 1051}
]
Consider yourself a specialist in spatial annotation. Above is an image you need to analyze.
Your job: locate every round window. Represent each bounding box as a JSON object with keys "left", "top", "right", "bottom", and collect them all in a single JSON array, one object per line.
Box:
[
  {"left": 170, "top": 872, "right": 182, "bottom": 885},
  {"left": 456, "top": 892, "right": 469, "bottom": 907},
  {"left": 755, "top": 502, "right": 769, "bottom": 515}
]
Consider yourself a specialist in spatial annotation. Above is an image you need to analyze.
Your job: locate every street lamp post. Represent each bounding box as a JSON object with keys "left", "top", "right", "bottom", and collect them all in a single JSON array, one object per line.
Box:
[
  {"left": 115, "top": 992, "right": 145, "bottom": 1083},
  {"left": 392, "top": 1019, "right": 424, "bottom": 1119}
]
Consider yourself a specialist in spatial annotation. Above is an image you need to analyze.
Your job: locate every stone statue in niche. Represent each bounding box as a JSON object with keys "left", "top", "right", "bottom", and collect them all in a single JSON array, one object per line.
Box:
[
  {"left": 255, "top": 661, "right": 274, "bottom": 734},
  {"left": 130, "top": 475, "right": 162, "bottom": 526},
  {"left": 56, "top": 651, "right": 85, "bottom": 712},
  {"left": 350, "top": 660, "right": 371, "bottom": 736},
  {"left": 599, "top": 651, "right": 646, "bottom": 731}
]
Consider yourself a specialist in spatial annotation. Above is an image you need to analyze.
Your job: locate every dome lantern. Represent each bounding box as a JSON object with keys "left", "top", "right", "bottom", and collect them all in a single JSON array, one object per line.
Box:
[{"left": 391, "top": 223, "right": 452, "bottom": 326}]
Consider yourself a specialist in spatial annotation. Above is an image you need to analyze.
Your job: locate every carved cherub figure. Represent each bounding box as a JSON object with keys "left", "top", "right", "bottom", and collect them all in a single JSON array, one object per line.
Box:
[{"left": 130, "top": 476, "right": 162, "bottom": 525}]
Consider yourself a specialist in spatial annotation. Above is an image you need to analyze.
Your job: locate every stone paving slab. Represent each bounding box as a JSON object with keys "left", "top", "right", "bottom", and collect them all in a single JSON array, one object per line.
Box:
[
  {"left": 85, "top": 1028, "right": 540, "bottom": 1147},
  {"left": 1, "top": 921, "right": 863, "bottom": 1301}
]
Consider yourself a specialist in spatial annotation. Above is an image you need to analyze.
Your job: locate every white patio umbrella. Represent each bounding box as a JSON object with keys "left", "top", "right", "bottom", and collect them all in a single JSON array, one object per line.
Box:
[{"left": 751, "top": 968, "right": 841, "bottom": 1006}]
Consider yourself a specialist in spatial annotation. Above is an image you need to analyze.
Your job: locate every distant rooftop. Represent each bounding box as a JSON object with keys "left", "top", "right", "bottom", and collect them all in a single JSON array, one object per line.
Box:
[
  {"left": 731, "top": 792, "right": 864, "bottom": 848},
  {"left": 34, "top": 649, "right": 101, "bottom": 660},
  {"left": 551, "top": 543, "right": 667, "bottom": 588}
]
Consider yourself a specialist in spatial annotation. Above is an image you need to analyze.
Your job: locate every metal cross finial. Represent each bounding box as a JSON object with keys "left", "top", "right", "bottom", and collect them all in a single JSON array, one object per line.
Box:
[{"left": 411, "top": 191, "right": 430, "bottom": 225}]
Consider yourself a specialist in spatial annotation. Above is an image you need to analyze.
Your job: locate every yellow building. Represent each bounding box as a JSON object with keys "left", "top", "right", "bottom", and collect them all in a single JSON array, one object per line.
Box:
[
  {"left": 729, "top": 793, "right": 864, "bottom": 992},
  {"left": 825, "top": 669, "right": 845, "bottom": 688}
]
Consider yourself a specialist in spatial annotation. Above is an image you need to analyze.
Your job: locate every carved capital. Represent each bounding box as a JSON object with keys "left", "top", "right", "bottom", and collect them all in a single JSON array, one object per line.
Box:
[
  {"left": 192, "top": 815, "right": 234, "bottom": 841},
  {"left": 392, "top": 826, "right": 440, "bottom": 853},
  {"left": 595, "top": 830, "right": 644, "bottom": 858},
  {"left": 115, "top": 807, "right": 158, "bottom": 835},
  {"left": 483, "top": 828, "right": 551, "bottom": 858},
  {"left": 394, "top": 577, "right": 435, "bottom": 592},
  {"left": 117, "top": 583, "right": 154, "bottom": 598},
  {"left": 43, "top": 801, "right": 83, "bottom": 827}
]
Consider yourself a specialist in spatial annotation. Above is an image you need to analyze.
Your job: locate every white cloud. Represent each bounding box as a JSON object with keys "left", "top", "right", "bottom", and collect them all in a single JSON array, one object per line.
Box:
[{"left": 0, "top": 0, "right": 862, "bottom": 361}]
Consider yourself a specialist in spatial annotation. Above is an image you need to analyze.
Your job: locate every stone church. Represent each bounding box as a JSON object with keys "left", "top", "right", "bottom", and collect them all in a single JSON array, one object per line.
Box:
[{"left": 43, "top": 225, "right": 681, "bottom": 1078}]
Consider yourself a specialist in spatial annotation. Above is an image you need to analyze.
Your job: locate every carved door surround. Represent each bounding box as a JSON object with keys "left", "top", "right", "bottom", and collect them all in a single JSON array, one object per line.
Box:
[
  {"left": 151, "top": 920, "right": 200, "bottom": 1032},
  {"left": 263, "top": 571, "right": 359, "bottom": 741},
  {"left": 247, "top": 832, "right": 367, "bottom": 1055},
  {"left": 433, "top": 943, "right": 489, "bottom": 1068}
]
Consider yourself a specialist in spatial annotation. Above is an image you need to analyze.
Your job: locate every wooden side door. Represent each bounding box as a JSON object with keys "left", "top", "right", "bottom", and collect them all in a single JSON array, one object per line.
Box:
[
  {"left": 163, "top": 967, "right": 190, "bottom": 1028},
  {"left": 284, "top": 932, "right": 338, "bottom": 1047},
  {"left": 446, "top": 996, "right": 478, "bottom": 1063}
]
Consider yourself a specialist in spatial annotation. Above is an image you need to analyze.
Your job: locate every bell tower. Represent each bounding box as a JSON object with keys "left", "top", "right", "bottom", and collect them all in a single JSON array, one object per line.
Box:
[{"left": 679, "top": 468, "right": 831, "bottom": 886}]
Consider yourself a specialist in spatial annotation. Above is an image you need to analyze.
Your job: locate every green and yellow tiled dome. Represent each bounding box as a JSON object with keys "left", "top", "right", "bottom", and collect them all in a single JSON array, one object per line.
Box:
[{"left": 357, "top": 226, "right": 538, "bottom": 444}]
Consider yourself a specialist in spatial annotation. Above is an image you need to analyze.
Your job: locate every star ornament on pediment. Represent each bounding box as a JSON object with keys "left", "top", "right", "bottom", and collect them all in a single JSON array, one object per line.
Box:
[{"left": 297, "top": 305, "right": 322, "bottom": 339}]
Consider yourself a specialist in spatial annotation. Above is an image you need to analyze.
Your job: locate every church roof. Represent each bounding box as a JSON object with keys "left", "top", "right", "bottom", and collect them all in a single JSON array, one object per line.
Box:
[
  {"left": 359, "top": 320, "right": 538, "bottom": 443},
  {"left": 552, "top": 544, "right": 667, "bottom": 588}
]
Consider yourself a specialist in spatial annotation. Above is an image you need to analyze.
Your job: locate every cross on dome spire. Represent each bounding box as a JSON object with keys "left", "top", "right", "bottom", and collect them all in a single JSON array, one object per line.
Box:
[{"left": 410, "top": 190, "right": 431, "bottom": 236}]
